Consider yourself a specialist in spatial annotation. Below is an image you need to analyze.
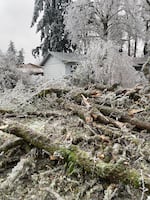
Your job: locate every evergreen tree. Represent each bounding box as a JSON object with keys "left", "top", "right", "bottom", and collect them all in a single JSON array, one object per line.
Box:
[
  {"left": 7, "top": 41, "right": 16, "bottom": 56},
  {"left": 31, "top": 0, "right": 73, "bottom": 57},
  {"left": 17, "top": 49, "right": 24, "bottom": 65},
  {"left": 7, "top": 41, "right": 17, "bottom": 65}
]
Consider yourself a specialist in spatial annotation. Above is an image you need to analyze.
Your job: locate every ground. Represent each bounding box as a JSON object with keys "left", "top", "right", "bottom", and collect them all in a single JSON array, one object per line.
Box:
[{"left": 0, "top": 83, "right": 150, "bottom": 200}]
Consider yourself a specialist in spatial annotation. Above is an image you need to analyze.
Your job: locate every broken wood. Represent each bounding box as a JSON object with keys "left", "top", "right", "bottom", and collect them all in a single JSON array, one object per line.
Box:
[
  {"left": 65, "top": 103, "right": 126, "bottom": 129},
  {"left": 0, "top": 138, "right": 24, "bottom": 153},
  {"left": 64, "top": 103, "right": 93, "bottom": 123},
  {"left": 90, "top": 108, "right": 124, "bottom": 129},
  {"left": 1, "top": 122, "right": 150, "bottom": 193},
  {"left": 96, "top": 105, "right": 150, "bottom": 132}
]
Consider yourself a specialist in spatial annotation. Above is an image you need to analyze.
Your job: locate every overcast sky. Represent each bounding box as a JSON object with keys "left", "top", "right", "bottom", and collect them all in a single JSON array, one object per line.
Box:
[{"left": 0, "top": 0, "right": 41, "bottom": 63}]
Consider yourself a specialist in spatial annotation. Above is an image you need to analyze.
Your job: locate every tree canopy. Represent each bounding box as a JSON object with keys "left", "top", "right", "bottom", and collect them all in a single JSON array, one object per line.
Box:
[
  {"left": 31, "top": 0, "right": 73, "bottom": 57},
  {"left": 64, "top": 0, "right": 144, "bottom": 54}
]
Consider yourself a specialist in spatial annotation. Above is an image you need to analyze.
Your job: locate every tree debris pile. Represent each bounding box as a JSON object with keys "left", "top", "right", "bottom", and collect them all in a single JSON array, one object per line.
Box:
[{"left": 0, "top": 83, "right": 150, "bottom": 200}]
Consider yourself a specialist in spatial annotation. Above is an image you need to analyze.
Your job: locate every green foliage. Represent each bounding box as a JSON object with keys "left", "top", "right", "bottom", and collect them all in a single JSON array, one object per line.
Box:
[{"left": 31, "top": 0, "right": 73, "bottom": 57}]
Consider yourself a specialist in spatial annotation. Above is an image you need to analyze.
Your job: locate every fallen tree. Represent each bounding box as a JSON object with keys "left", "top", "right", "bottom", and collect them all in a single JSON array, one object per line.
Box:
[
  {"left": 0, "top": 83, "right": 150, "bottom": 199},
  {"left": 1, "top": 122, "right": 150, "bottom": 193}
]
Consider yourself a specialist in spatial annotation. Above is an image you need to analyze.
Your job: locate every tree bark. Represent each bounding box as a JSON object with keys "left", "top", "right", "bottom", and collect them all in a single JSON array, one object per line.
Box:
[
  {"left": 133, "top": 35, "right": 137, "bottom": 57},
  {"left": 143, "top": 21, "right": 149, "bottom": 56},
  {"left": 96, "top": 105, "right": 150, "bottom": 132},
  {"left": 0, "top": 138, "right": 24, "bottom": 153},
  {"left": 128, "top": 35, "right": 131, "bottom": 56},
  {"left": 64, "top": 102, "right": 150, "bottom": 132}
]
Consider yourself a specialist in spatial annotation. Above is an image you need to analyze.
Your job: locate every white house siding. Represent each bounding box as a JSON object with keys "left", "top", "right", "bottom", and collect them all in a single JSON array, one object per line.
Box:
[
  {"left": 65, "top": 63, "right": 72, "bottom": 75},
  {"left": 43, "top": 56, "right": 66, "bottom": 80},
  {"left": 65, "top": 63, "right": 78, "bottom": 76}
]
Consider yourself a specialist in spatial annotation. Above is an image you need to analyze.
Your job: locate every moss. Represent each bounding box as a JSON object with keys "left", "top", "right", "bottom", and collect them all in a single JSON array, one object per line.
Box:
[{"left": 123, "top": 169, "right": 141, "bottom": 188}]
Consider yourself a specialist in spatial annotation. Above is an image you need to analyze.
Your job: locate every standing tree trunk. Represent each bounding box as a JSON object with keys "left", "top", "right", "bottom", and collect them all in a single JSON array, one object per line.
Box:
[
  {"left": 103, "top": 19, "right": 108, "bottom": 41},
  {"left": 52, "top": 0, "right": 56, "bottom": 8},
  {"left": 128, "top": 35, "right": 131, "bottom": 56},
  {"left": 134, "top": 35, "right": 137, "bottom": 57},
  {"left": 143, "top": 21, "right": 149, "bottom": 56}
]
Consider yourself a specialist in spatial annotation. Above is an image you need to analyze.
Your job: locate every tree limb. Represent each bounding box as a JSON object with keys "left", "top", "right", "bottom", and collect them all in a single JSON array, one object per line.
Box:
[
  {"left": 96, "top": 105, "right": 150, "bottom": 132},
  {"left": 0, "top": 138, "right": 24, "bottom": 153}
]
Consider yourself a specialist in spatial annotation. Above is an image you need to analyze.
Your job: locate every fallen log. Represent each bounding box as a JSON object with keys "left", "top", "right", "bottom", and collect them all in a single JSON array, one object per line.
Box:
[
  {"left": 96, "top": 105, "right": 150, "bottom": 132},
  {"left": 1, "top": 122, "right": 150, "bottom": 193}
]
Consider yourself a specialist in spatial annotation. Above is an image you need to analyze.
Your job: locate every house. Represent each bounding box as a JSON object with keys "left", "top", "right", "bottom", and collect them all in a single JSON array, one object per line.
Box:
[
  {"left": 17, "top": 63, "right": 44, "bottom": 75},
  {"left": 40, "top": 51, "right": 83, "bottom": 80}
]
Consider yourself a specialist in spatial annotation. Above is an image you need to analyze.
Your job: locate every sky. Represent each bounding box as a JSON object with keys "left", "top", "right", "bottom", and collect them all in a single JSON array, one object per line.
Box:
[{"left": 0, "top": 0, "right": 41, "bottom": 63}]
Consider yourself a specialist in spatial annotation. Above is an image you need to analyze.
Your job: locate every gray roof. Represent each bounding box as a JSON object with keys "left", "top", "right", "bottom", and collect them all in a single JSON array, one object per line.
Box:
[
  {"left": 132, "top": 56, "right": 148, "bottom": 65},
  {"left": 40, "top": 51, "right": 84, "bottom": 66}
]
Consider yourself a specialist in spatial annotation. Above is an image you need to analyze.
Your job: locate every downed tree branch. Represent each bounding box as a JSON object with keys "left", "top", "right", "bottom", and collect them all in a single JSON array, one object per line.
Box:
[
  {"left": 0, "top": 109, "right": 13, "bottom": 115},
  {"left": 1, "top": 122, "right": 150, "bottom": 193},
  {"left": 0, "top": 138, "right": 24, "bottom": 153},
  {"left": 96, "top": 105, "right": 150, "bottom": 132},
  {"left": 92, "top": 123, "right": 122, "bottom": 138},
  {"left": 0, "top": 152, "right": 35, "bottom": 190},
  {"left": 41, "top": 187, "right": 65, "bottom": 200},
  {"left": 4, "top": 110, "right": 65, "bottom": 119},
  {"left": 90, "top": 108, "right": 124, "bottom": 129},
  {"left": 34, "top": 87, "right": 70, "bottom": 98},
  {"left": 70, "top": 89, "right": 102, "bottom": 104},
  {"left": 64, "top": 103, "right": 93, "bottom": 123},
  {"left": 64, "top": 103, "right": 125, "bottom": 129}
]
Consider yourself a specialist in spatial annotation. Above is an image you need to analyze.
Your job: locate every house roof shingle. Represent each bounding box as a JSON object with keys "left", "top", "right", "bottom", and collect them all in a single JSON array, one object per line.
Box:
[{"left": 18, "top": 63, "right": 43, "bottom": 75}]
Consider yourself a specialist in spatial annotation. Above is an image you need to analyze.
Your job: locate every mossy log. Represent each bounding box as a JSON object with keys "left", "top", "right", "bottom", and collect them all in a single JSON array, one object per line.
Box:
[
  {"left": 1, "top": 122, "right": 150, "bottom": 193},
  {"left": 97, "top": 105, "right": 150, "bottom": 132}
]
